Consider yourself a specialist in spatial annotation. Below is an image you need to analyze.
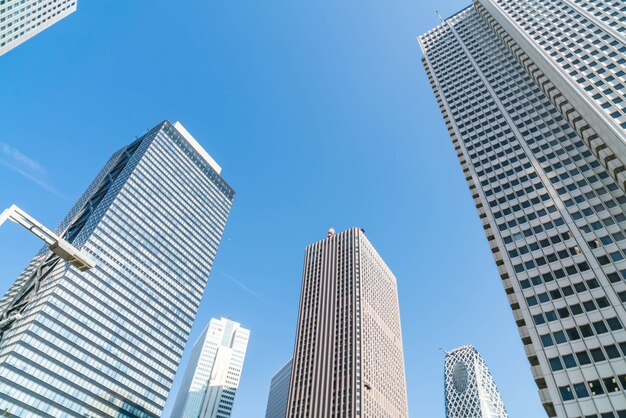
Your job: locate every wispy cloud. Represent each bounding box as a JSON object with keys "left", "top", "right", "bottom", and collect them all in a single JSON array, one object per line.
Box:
[
  {"left": 217, "top": 269, "right": 267, "bottom": 302},
  {"left": 0, "top": 142, "right": 65, "bottom": 199}
]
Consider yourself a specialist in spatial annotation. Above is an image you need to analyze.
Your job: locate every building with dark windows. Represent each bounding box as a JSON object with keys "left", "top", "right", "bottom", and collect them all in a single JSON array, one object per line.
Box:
[
  {"left": 0, "top": 120, "right": 234, "bottom": 417},
  {"left": 419, "top": 1, "right": 626, "bottom": 417},
  {"left": 444, "top": 345, "right": 507, "bottom": 418},
  {"left": 0, "top": 0, "right": 77, "bottom": 56},
  {"left": 264, "top": 360, "right": 292, "bottom": 418},
  {"left": 287, "top": 228, "right": 408, "bottom": 418},
  {"left": 170, "top": 317, "right": 250, "bottom": 418}
]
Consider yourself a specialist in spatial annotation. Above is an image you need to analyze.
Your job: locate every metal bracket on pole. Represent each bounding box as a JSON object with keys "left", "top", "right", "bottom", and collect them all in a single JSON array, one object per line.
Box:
[
  {"left": 0, "top": 205, "right": 95, "bottom": 271},
  {"left": 0, "top": 205, "right": 96, "bottom": 339}
]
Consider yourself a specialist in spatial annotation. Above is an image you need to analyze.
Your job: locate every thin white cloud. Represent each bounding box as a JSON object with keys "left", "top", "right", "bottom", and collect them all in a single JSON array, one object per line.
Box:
[
  {"left": 0, "top": 143, "right": 65, "bottom": 199},
  {"left": 1, "top": 143, "right": 44, "bottom": 174},
  {"left": 217, "top": 269, "right": 267, "bottom": 302}
]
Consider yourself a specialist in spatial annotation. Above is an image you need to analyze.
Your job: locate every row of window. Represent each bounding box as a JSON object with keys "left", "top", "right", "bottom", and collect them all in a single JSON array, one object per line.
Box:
[
  {"left": 532, "top": 296, "right": 610, "bottom": 326},
  {"left": 549, "top": 341, "right": 626, "bottom": 372},
  {"left": 559, "top": 374, "right": 626, "bottom": 402},
  {"left": 540, "top": 317, "right": 623, "bottom": 348},
  {"left": 527, "top": 278, "right": 601, "bottom": 307}
]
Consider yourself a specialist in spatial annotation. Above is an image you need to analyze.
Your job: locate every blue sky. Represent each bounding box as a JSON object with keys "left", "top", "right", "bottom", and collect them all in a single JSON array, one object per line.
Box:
[{"left": 0, "top": 1, "right": 545, "bottom": 417}]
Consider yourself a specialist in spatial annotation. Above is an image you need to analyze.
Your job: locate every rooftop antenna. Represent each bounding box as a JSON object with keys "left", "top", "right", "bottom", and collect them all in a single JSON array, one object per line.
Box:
[
  {"left": 439, "top": 347, "right": 449, "bottom": 355},
  {"left": 436, "top": 10, "right": 444, "bottom": 23}
]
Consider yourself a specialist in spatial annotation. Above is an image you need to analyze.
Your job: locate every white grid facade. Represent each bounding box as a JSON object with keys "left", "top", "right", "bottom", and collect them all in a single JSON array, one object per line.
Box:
[
  {"left": 420, "top": 2, "right": 626, "bottom": 417},
  {"left": 170, "top": 318, "right": 250, "bottom": 418},
  {"left": 444, "top": 345, "right": 507, "bottom": 418},
  {"left": 0, "top": 0, "right": 77, "bottom": 56}
]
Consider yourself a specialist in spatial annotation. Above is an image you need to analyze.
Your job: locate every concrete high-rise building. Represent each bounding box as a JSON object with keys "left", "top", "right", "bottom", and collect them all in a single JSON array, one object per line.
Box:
[
  {"left": 264, "top": 360, "right": 292, "bottom": 418},
  {"left": 170, "top": 317, "right": 250, "bottom": 418},
  {"left": 0, "top": 120, "right": 234, "bottom": 417},
  {"left": 419, "top": 2, "right": 626, "bottom": 417},
  {"left": 0, "top": 0, "right": 77, "bottom": 56},
  {"left": 287, "top": 227, "right": 409, "bottom": 418},
  {"left": 444, "top": 345, "right": 507, "bottom": 418}
]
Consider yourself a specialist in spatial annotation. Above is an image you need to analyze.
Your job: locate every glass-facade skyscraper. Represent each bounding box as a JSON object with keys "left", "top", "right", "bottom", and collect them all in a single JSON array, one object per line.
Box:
[
  {"left": 420, "top": 1, "right": 626, "bottom": 417},
  {"left": 0, "top": 0, "right": 77, "bottom": 56},
  {"left": 170, "top": 317, "right": 250, "bottom": 418},
  {"left": 0, "top": 120, "right": 234, "bottom": 417},
  {"left": 444, "top": 345, "right": 507, "bottom": 418},
  {"left": 287, "top": 228, "right": 409, "bottom": 418},
  {"left": 264, "top": 359, "right": 292, "bottom": 418}
]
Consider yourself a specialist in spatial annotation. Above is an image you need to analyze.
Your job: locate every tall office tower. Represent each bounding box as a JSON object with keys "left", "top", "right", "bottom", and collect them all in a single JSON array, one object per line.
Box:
[
  {"left": 264, "top": 360, "right": 292, "bottom": 418},
  {"left": 0, "top": 0, "right": 77, "bottom": 56},
  {"left": 419, "top": 1, "right": 626, "bottom": 417},
  {"left": 170, "top": 317, "right": 250, "bottom": 418},
  {"left": 287, "top": 227, "right": 409, "bottom": 418},
  {"left": 444, "top": 345, "right": 507, "bottom": 418},
  {"left": 0, "top": 120, "right": 235, "bottom": 417}
]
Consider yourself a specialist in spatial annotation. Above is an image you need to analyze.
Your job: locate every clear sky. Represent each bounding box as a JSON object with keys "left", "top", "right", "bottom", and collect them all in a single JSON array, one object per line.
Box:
[{"left": 0, "top": 0, "right": 545, "bottom": 417}]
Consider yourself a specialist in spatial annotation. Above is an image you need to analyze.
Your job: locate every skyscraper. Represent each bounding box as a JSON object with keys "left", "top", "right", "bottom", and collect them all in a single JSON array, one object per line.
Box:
[
  {"left": 287, "top": 228, "right": 409, "bottom": 418},
  {"left": 0, "top": 0, "right": 77, "bottom": 56},
  {"left": 0, "top": 120, "right": 234, "bottom": 417},
  {"left": 444, "top": 345, "right": 507, "bottom": 418},
  {"left": 264, "top": 360, "right": 292, "bottom": 418},
  {"left": 170, "top": 317, "right": 250, "bottom": 418},
  {"left": 420, "top": 2, "right": 626, "bottom": 417}
]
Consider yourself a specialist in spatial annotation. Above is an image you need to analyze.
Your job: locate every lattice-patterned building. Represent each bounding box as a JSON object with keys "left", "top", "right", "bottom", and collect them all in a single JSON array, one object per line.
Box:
[
  {"left": 419, "top": 1, "right": 626, "bottom": 417},
  {"left": 287, "top": 228, "right": 409, "bottom": 418},
  {"left": 444, "top": 345, "right": 508, "bottom": 418}
]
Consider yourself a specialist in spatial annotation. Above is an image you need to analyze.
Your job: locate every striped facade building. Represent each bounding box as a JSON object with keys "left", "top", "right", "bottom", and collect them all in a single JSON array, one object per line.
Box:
[{"left": 286, "top": 228, "right": 408, "bottom": 418}]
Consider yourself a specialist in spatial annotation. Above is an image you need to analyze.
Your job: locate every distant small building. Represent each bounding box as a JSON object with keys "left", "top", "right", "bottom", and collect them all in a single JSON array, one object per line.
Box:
[
  {"left": 170, "top": 318, "right": 250, "bottom": 418},
  {"left": 444, "top": 345, "right": 507, "bottom": 418},
  {"left": 264, "top": 360, "right": 292, "bottom": 418}
]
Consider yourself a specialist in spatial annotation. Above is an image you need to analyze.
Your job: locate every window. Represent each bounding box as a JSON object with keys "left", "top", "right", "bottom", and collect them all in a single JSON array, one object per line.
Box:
[
  {"left": 559, "top": 385, "right": 574, "bottom": 401},
  {"left": 605, "top": 345, "right": 621, "bottom": 359},
  {"left": 604, "top": 377, "right": 620, "bottom": 393},
  {"left": 588, "top": 379, "right": 604, "bottom": 396},
  {"left": 541, "top": 334, "right": 554, "bottom": 347},
  {"left": 607, "top": 318, "right": 623, "bottom": 331},
  {"left": 573, "top": 382, "right": 589, "bottom": 398},
  {"left": 591, "top": 348, "right": 606, "bottom": 362},
  {"left": 576, "top": 351, "right": 592, "bottom": 365},
  {"left": 554, "top": 331, "right": 567, "bottom": 344},
  {"left": 593, "top": 321, "right": 609, "bottom": 334},
  {"left": 580, "top": 324, "right": 594, "bottom": 337},
  {"left": 563, "top": 354, "right": 577, "bottom": 368},
  {"left": 549, "top": 357, "right": 563, "bottom": 371},
  {"left": 566, "top": 327, "right": 580, "bottom": 340}
]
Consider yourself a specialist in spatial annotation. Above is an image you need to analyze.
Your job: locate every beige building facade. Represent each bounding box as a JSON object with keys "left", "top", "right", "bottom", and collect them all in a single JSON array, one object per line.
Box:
[{"left": 286, "top": 227, "right": 408, "bottom": 418}]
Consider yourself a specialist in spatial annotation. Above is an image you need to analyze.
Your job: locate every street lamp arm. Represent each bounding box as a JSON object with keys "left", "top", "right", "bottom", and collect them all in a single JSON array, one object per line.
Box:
[{"left": 0, "top": 204, "right": 95, "bottom": 271}]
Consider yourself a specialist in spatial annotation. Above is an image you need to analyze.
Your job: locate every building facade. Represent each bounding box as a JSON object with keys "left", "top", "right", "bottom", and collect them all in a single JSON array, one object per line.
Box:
[
  {"left": 287, "top": 228, "right": 409, "bottom": 418},
  {"left": 0, "top": 0, "right": 77, "bottom": 56},
  {"left": 0, "top": 120, "right": 235, "bottom": 417},
  {"left": 420, "top": 1, "right": 626, "bottom": 417},
  {"left": 170, "top": 317, "right": 250, "bottom": 418},
  {"left": 444, "top": 345, "right": 507, "bottom": 418},
  {"left": 264, "top": 360, "right": 292, "bottom": 418}
]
